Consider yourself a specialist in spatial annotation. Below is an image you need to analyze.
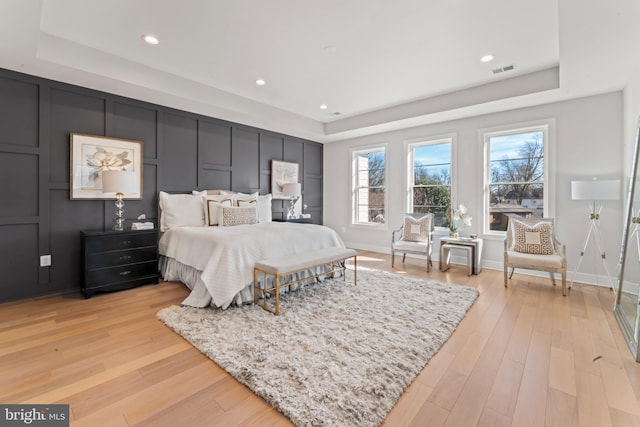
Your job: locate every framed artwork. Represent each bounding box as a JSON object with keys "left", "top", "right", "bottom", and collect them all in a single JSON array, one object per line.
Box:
[
  {"left": 271, "top": 160, "right": 299, "bottom": 199},
  {"left": 70, "top": 133, "right": 143, "bottom": 200}
]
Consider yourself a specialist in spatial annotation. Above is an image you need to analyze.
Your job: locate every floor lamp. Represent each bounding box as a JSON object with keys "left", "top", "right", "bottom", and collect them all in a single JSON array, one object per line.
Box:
[{"left": 570, "top": 178, "right": 620, "bottom": 288}]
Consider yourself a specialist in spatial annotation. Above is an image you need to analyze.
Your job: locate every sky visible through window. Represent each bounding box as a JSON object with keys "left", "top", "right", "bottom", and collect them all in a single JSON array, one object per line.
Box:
[
  {"left": 414, "top": 143, "right": 451, "bottom": 176},
  {"left": 490, "top": 131, "right": 543, "bottom": 161}
]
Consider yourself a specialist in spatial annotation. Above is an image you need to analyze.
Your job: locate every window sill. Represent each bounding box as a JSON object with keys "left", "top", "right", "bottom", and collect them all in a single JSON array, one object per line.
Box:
[{"left": 350, "top": 222, "right": 389, "bottom": 231}]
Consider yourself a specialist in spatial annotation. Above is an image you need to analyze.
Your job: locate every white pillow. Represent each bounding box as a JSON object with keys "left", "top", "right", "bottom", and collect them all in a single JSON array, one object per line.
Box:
[
  {"left": 237, "top": 194, "right": 273, "bottom": 223},
  {"left": 401, "top": 213, "right": 432, "bottom": 242},
  {"left": 192, "top": 189, "right": 231, "bottom": 196},
  {"left": 218, "top": 205, "right": 258, "bottom": 227},
  {"left": 159, "top": 191, "right": 205, "bottom": 232},
  {"left": 257, "top": 194, "right": 273, "bottom": 223},
  {"left": 233, "top": 192, "right": 259, "bottom": 203},
  {"left": 203, "top": 195, "right": 234, "bottom": 226}
]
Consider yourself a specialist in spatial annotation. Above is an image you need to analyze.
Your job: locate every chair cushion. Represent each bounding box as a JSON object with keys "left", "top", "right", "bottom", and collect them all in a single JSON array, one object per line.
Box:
[
  {"left": 506, "top": 250, "right": 563, "bottom": 269},
  {"left": 511, "top": 219, "right": 554, "bottom": 255},
  {"left": 401, "top": 213, "right": 432, "bottom": 242},
  {"left": 393, "top": 240, "right": 429, "bottom": 254}
]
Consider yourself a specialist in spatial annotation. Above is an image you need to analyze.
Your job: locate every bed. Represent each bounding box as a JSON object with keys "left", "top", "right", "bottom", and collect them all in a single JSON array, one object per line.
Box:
[{"left": 157, "top": 191, "right": 346, "bottom": 309}]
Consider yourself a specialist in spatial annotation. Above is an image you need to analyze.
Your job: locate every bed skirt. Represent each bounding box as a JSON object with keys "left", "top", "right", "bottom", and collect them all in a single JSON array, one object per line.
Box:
[{"left": 159, "top": 255, "right": 339, "bottom": 309}]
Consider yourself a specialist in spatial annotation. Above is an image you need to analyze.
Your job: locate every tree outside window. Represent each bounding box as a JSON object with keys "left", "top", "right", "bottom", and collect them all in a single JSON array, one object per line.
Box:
[
  {"left": 352, "top": 147, "right": 385, "bottom": 224},
  {"left": 409, "top": 140, "right": 452, "bottom": 228},
  {"left": 487, "top": 129, "right": 545, "bottom": 231}
]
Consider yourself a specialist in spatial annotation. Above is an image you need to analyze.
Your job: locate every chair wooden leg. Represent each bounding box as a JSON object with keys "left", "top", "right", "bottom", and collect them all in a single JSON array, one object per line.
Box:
[
  {"left": 426, "top": 255, "right": 431, "bottom": 273},
  {"left": 504, "top": 264, "right": 508, "bottom": 287},
  {"left": 562, "top": 269, "right": 567, "bottom": 295},
  {"left": 550, "top": 272, "right": 556, "bottom": 286},
  {"left": 402, "top": 253, "right": 406, "bottom": 263},
  {"left": 509, "top": 267, "right": 515, "bottom": 279},
  {"left": 391, "top": 251, "right": 395, "bottom": 268}
]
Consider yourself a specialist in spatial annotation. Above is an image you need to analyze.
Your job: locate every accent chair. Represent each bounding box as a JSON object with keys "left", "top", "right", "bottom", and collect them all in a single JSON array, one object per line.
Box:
[
  {"left": 391, "top": 213, "right": 434, "bottom": 272},
  {"left": 504, "top": 216, "right": 568, "bottom": 295}
]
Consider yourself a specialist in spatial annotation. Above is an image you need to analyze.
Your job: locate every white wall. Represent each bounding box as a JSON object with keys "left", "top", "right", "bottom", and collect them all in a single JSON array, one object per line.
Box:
[{"left": 323, "top": 91, "right": 624, "bottom": 287}]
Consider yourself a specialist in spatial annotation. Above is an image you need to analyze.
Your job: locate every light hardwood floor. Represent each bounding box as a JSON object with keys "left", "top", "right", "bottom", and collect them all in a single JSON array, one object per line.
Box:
[{"left": 2, "top": 251, "right": 640, "bottom": 426}]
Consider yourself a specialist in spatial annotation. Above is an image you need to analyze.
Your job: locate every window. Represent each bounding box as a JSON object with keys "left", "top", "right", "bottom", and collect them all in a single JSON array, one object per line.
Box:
[
  {"left": 407, "top": 138, "right": 453, "bottom": 228},
  {"left": 485, "top": 125, "right": 547, "bottom": 233},
  {"left": 352, "top": 146, "right": 386, "bottom": 225}
]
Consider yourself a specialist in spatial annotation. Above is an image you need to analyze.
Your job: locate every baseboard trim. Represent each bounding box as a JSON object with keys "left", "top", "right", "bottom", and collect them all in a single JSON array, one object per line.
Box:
[{"left": 344, "top": 244, "right": 617, "bottom": 289}]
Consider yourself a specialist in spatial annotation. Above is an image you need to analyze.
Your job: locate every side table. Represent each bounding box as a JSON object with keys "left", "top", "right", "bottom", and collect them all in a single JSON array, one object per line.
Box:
[{"left": 439, "top": 237, "right": 483, "bottom": 275}]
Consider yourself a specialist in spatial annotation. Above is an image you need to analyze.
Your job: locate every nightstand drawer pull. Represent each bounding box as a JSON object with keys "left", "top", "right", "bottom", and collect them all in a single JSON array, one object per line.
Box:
[
  {"left": 119, "top": 240, "right": 132, "bottom": 246},
  {"left": 119, "top": 270, "right": 132, "bottom": 276},
  {"left": 119, "top": 255, "right": 132, "bottom": 261}
]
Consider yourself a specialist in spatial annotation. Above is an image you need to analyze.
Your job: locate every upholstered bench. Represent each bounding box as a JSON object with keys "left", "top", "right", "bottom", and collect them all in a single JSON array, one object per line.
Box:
[{"left": 253, "top": 247, "right": 357, "bottom": 315}]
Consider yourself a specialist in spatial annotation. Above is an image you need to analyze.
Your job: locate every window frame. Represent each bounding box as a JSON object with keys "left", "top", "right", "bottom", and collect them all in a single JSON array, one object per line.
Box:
[
  {"left": 350, "top": 144, "right": 388, "bottom": 229},
  {"left": 481, "top": 121, "right": 555, "bottom": 238},
  {"left": 404, "top": 134, "right": 457, "bottom": 232}
]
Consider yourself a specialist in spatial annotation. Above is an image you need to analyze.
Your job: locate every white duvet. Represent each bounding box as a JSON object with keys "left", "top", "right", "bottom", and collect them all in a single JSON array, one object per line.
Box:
[{"left": 159, "top": 222, "right": 345, "bottom": 308}]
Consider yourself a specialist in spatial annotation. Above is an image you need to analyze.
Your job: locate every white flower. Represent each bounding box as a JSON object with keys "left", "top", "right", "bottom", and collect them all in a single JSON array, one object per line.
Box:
[
  {"left": 85, "top": 146, "right": 132, "bottom": 183},
  {"left": 452, "top": 203, "right": 472, "bottom": 228}
]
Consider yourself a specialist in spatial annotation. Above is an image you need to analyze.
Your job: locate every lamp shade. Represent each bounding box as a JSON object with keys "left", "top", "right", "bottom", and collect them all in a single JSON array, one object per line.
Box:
[
  {"left": 282, "top": 182, "right": 301, "bottom": 198},
  {"left": 102, "top": 170, "right": 137, "bottom": 194},
  {"left": 571, "top": 179, "right": 620, "bottom": 201}
]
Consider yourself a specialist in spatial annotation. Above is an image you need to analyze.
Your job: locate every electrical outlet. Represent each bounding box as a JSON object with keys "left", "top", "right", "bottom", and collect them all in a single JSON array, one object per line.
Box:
[{"left": 40, "top": 255, "right": 51, "bottom": 267}]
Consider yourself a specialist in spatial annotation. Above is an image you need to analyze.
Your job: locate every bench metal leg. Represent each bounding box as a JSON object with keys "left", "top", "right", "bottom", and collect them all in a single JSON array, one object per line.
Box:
[
  {"left": 263, "top": 274, "right": 268, "bottom": 311},
  {"left": 275, "top": 275, "right": 280, "bottom": 316},
  {"left": 354, "top": 255, "right": 357, "bottom": 285},
  {"left": 253, "top": 269, "right": 258, "bottom": 305}
]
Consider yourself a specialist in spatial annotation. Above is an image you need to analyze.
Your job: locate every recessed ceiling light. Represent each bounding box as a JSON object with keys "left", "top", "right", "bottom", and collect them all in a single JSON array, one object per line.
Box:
[
  {"left": 255, "top": 78, "right": 266, "bottom": 86},
  {"left": 142, "top": 34, "right": 159, "bottom": 45},
  {"left": 320, "top": 104, "right": 328, "bottom": 110},
  {"left": 480, "top": 54, "right": 494, "bottom": 63}
]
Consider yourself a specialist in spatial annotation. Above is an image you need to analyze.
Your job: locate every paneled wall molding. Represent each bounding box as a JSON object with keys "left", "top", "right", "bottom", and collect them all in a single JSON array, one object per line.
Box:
[{"left": 0, "top": 67, "right": 323, "bottom": 303}]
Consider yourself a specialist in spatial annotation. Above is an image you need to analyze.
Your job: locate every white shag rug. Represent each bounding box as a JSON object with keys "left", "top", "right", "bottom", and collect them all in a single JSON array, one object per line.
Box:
[{"left": 157, "top": 268, "right": 479, "bottom": 427}]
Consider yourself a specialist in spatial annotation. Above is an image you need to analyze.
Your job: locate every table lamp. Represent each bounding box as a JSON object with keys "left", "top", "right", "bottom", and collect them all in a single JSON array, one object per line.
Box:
[
  {"left": 102, "top": 170, "right": 137, "bottom": 231},
  {"left": 283, "top": 182, "right": 301, "bottom": 219}
]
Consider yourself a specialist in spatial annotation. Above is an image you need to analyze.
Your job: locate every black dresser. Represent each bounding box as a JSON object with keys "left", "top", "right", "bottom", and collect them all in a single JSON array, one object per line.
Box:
[{"left": 81, "top": 229, "right": 160, "bottom": 298}]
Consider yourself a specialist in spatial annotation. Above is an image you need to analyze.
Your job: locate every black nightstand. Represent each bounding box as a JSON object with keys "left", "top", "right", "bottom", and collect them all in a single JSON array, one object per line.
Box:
[
  {"left": 273, "top": 217, "right": 312, "bottom": 224},
  {"left": 81, "top": 229, "right": 160, "bottom": 298}
]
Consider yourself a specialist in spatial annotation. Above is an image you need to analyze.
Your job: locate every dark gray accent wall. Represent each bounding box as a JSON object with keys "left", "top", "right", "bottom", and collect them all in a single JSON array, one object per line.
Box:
[{"left": 0, "top": 68, "right": 323, "bottom": 303}]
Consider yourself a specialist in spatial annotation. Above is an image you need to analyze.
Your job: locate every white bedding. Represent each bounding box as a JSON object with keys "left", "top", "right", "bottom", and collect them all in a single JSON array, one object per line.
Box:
[{"left": 159, "top": 222, "right": 346, "bottom": 308}]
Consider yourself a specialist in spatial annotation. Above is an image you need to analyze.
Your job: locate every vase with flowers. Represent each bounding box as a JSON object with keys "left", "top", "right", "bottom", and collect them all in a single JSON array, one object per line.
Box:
[{"left": 450, "top": 203, "right": 472, "bottom": 237}]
